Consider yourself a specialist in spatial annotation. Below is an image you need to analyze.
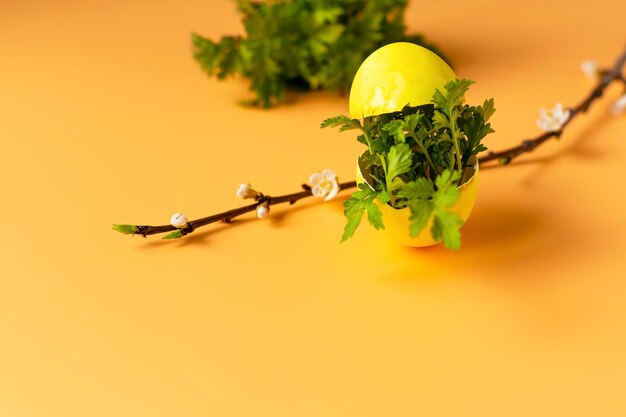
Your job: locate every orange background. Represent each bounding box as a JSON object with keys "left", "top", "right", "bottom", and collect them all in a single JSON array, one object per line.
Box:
[{"left": 2, "top": 1, "right": 626, "bottom": 416}]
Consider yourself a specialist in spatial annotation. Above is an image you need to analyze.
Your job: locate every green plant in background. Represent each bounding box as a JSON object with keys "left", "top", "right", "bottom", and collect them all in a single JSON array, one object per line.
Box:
[
  {"left": 192, "top": 0, "right": 442, "bottom": 107},
  {"left": 322, "top": 79, "right": 495, "bottom": 249}
]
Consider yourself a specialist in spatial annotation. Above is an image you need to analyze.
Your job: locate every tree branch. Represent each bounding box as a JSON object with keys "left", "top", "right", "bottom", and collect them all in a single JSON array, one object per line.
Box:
[
  {"left": 478, "top": 44, "right": 626, "bottom": 165},
  {"left": 115, "top": 181, "right": 357, "bottom": 238},
  {"left": 114, "top": 46, "right": 626, "bottom": 240}
]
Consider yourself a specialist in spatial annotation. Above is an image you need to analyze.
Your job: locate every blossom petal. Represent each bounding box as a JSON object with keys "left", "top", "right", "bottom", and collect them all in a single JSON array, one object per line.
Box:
[
  {"left": 611, "top": 95, "right": 626, "bottom": 115},
  {"left": 309, "top": 172, "right": 323, "bottom": 185},
  {"left": 580, "top": 59, "right": 598, "bottom": 80},
  {"left": 324, "top": 182, "right": 339, "bottom": 201},
  {"left": 537, "top": 103, "right": 569, "bottom": 132},
  {"left": 321, "top": 168, "right": 336, "bottom": 179},
  {"left": 311, "top": 185, "right": 325, "bottom": 197}
]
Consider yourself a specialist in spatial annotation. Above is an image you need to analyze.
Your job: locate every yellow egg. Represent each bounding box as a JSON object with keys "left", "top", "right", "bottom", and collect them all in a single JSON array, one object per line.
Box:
[
  {"left": 349, "top": 42, "right": 456, "bottom": 118},
  {"left": 356, "top": 154, "right": 479, "bottom": 247},
  {"left": 349, "top": 43, "right": 478, "bottom": 247}
]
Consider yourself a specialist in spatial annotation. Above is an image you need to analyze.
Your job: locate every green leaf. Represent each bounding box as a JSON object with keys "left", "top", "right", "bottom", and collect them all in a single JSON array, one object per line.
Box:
[
  {"left": 448, "top": 79, "right": 474, "bottom": 107},
  {"left": 432, "top": 110, "right": 449, "bottom": 130},
  {"left": 408, "top": 200, "right": 434, "bottom": 237},
  {"left": 432, "top": 79, "right": 474, "bottom": 110},
  {"left": 386, "top": 143, "right": 412, "bottom": 182},
  {"left": 434, "top": 169, "right": 460, "bottom": 188},
  {"left": 350, "top": 182, "right": 376, "bottom": 199},
  {"left": 378, "top": 191, "right": 391, "bottom": 204},
  {"left": 457, "top": 100, "right": 495, "bottom": 167},
  {"left": 434, "top": 184, "right": 460, "bottom": 208},
  {"left": 397, "top": 177, "right": 434, "bottom": 201},
  {"left": 112, "top": 224, "right": 137, "bottom": 235},
  {"left": 431, "top": 89, "right": 447, "bottom": 112},
  {"left": 365, "top": 203, "right": 384, "bottom": 230},
  {"left": 403, "top": 112, "right": 423, "bottom": 133},
  {"left": 162, "top": 230, "right": 183, "bottom": 240},
  {"left": 382, "top": 120, "right": 406, "bottom": 143},
  {"left": 320, "top": 115, "right": 362, "bottom": 132},
  {"left": 314, "top": 24, "right": 344, "bottom": 44},
  {"left": 313, "top": 6, "right": 343, "bottom": 24},
  {"left": 192, "top": 34, "right": 243, "bottom": 80},
  {"left": 192, "top": 33, "right": 220, "bottom": 74},
  {"left": 341, "top": 210, "right": 363, "bottom": 242},
  {"left": 431, "top": 209, "right": 462, "bottom": 250},
  {"left": 482, "top": 98, "right": 496, "bottom": 122},
  {"left": 388, "top": 176, "right": 405, "bottom": 194},
  {"left": 434, "top": 169, "right": 461, "bottom": 208},
  {"left": 341, "top": 183, "right": 384, "bottom": 242}
]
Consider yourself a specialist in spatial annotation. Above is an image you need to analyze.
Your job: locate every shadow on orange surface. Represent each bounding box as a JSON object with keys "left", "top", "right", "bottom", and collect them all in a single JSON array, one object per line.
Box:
[
  {"left": 385, "top": 196, "right": 597, "bottom": 285},
  {"left": 458, "top": 203, "right": 543, "bottom": 251},
  {"left": 384, "top": 204, "right": 563, "bottom": 279}
]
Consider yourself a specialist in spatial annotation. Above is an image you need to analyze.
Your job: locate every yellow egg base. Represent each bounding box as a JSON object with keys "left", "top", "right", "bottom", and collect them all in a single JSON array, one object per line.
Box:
[{"left": 356, "top": 155, "right": 479, "bottom": 247}]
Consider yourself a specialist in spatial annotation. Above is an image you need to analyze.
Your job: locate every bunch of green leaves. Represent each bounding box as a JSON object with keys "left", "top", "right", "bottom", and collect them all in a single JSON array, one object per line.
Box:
[
  {"left": 321, "top": 79, "right": 495, "bottom": 249},
  {"left": 192, "top": 0, "right": 442, "bottom": 108}
]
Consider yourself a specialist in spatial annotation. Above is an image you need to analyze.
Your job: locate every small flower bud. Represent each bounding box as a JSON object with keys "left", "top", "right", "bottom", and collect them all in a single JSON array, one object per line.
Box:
[
  {"left": 611, "top": 95, "right": 626, "bottom": 115},
  {"left": 536, "top": 103, "right": 570, "bottom": 132},
  {"left": 237, "top": 183, "right": 259, "bottom": 199},
  {"left": 256, "top": 203, "right": 269, "bottom": 219},
  {"left": 170, "top": 212, "right": 188, "bottom": 228},
  {"left": 580, "top": 59, "right": 598, "bottom": 80}
]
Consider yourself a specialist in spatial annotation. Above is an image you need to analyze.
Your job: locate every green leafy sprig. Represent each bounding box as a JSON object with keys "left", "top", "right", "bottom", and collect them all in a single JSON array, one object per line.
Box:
[
  {"left": 322, "top": 79, "right": 495, "bottom": 249},
  {"left": 192, "top": 0, "right": 442, "bottom": 107}
]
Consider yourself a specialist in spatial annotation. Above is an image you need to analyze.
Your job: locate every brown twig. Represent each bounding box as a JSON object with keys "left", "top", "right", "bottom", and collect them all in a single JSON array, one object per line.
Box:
[
  {"left": 115, "top": 47, "right": 626, "bottom": 240},
  {"left": 478, "top": 44, "right": 626, "bottom": 165},
  {"left": 124, "top": 181, "right": 357, "bottom": 238}
]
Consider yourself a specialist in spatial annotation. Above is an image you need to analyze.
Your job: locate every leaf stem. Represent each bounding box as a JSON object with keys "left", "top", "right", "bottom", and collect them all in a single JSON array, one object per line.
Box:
[
  {"left": 410, "top": 133, "right": 437, "bottom": 175},
  {"left": 448, "top": 114, "right": 464, "bottom": 184},
  {"left": 378, "top": 154, "right": 395, "bottom": 205}
]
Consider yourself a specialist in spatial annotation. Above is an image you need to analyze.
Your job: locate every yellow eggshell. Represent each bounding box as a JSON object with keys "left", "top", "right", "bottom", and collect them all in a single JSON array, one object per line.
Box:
[
  {"left": 349, "top": 42, "right": 456, "bottom": 118},
  {"left": 356, "top": 155, "right": 479, "bottom": 247}
]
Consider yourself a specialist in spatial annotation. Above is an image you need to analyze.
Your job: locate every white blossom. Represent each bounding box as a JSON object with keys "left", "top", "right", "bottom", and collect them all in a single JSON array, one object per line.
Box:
[
  {"left": 309, "top": 169, "right": 339, "bottom": 201},
  {"left": 610, "top": 95, "right": 626, "bottom": 115},
  {"left": 536, "top": 103, "right": 570, "bottom": 132},
  {"left": 170, "top": 212, "right": 188, "bottom": 228},
  {"left": 580, "top": 59, "right": 598, "bottom": 80},
  {"left": 236, "top": 183, "right": 258, "bottom": 199},
  {"left": 256, "top": 202, "right": 269, "bottom": 219}
]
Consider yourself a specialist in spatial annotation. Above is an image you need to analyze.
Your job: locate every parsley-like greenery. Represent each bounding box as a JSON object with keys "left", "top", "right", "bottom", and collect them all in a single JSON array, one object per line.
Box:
[
  {"left": 192, "top": 0, "right": 442, "bottom": 107},
  {"left": 322, "top": 79, "right": 495, "bottom": 249}
]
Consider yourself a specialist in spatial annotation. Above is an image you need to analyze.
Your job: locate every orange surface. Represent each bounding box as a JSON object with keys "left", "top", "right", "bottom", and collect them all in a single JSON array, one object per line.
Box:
[{"left": 1, "top": 1, "right": 626, "bottom": 416}]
